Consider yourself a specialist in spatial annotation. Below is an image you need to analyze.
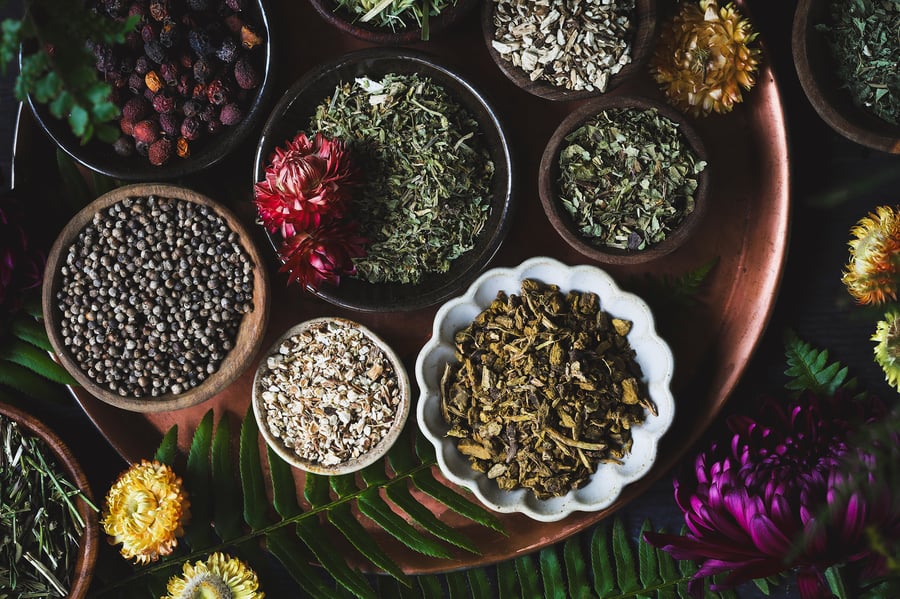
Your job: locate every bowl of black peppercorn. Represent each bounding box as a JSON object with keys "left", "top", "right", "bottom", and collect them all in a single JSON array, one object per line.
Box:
[
  {"left": 25, "top": 0, "right": 275, "bottom": 181},
  {"left": 42, "top": 183, "right": 270, "bottom": 413}
]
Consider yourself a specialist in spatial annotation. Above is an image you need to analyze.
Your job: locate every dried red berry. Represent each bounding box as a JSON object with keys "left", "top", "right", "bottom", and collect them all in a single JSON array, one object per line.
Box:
[
  {"left": 192, "top": 57, "right": 213, "bottom": 83},
  {"left": 180, "top": 116, "right": 202, "bottom": 141},
  {"left": 127, "top": 72, "right": 146, "bottom": 94},
  {"left": 206, "top": 79, "right": 231, "bottom": 105},
  {"left": 141, "top": 23, "right": 160, "bottom": 44},
  {"left": 113, "top": 136, "right": 135, "bottom": 157},
  {"left": 152, "top": 92, "right": 176, "bottom": 114},
  {"left": 219, "top": 102, "right": 242, "bottom": 125},
  {"left": 122, "top": 96, "right": 149, "bottom": 122},
  {"left": 132, "top": 119, "right": 161, "bottom": 145},
  {"left": 120, "top": 117, "right": 135, "bottom": 136},
  {"left": 225, "top": 0, "right": 245, "bottom": 11},
  {"left": 233, "top": 56, "right": 259, "bottom": 90},
  {"left": 134, "top": 55, "right": 152, "bottom": 76},
  {"left": 158, "top": 61, "right": 180, "bottom": 84},
  {"left": 149, "top": 0, "right": 170, "bottom": 22},
  {"left": 158, "top": 112, "right": 182, "bottom": 136},
  {"left": 148, "top": 138, "right": 174, "bottom": 166}
]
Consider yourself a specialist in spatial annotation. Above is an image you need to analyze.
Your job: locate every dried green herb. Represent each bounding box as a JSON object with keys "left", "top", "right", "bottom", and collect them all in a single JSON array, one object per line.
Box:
[
  {"left": 557, "top": 107, "right": 706, "bottom": 251},
  {"left": 309, "top": 73, "right": 494, "bottom": 284},
  {"left": 0, "top": 414, "right": 95, "bottom": 597},
  {"left": 817, "top": 0, "right": 900, "bottom": 126},
  {"left": 440, "top": 279, "right": 655, "bottom": 500},
  {"left": 332, "top": 0, "right": 458, "bottom": 39}
]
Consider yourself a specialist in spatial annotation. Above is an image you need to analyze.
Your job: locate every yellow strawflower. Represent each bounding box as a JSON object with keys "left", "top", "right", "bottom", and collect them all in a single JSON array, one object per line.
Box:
[
  {"left": 842, "top": 205, "right": 900, "bottom": 305},
  {"left": 163, "top": 552, "right": 265, "bottom": 599}
]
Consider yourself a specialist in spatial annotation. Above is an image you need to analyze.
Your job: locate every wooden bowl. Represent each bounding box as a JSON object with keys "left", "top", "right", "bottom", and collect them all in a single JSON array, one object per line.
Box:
[
  {"left": 482, "top": 0, "right": 658, "bottom": 101},
  {"left": 26, "top": 0, "right": 276, "bottom": 180},
  {"left": 252, "top": 317, "right": 411, "bottom": 476},
  {"left": 0, "top": 401, "right": 99, "bottom": 598},
  {"left": 253, "top": 47, "right": 514, "bottom": 312},
  {"left": 538, "top": 94, "right": 710, "bottom": 266},
  {"left": 308, "top": 0, "right": 479, "bottom": 44},
  {"left": 42, "top": 183, "right": 270, "bottom": 413},
  {"left": 792, "top": 0, "right": 900, "bottom": 153}
]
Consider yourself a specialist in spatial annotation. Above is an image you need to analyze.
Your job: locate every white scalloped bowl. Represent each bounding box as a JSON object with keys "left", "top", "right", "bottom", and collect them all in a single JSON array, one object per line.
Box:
[{"left": 415, "top": 256, "right": 675, "bottom": 522}]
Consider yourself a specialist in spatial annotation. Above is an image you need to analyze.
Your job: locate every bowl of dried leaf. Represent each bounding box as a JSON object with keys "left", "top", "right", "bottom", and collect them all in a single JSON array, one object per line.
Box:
[
  {"left": 415, "top": 256, "right": 675, "bottom": 522},
  {"left": 252, "top": 317, "right": 411, "bottom": 475},
  {"left": 538, "top": 94, "right": 710, "bottom": 266}
]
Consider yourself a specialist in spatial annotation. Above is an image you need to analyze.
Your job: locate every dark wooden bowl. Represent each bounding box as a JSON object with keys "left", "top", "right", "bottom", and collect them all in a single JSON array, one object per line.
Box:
[
  {"left": 26, "top": 0, "right": 276, "bottom": 180},
  {"left": 0, "top": 401, "right": 99, "bottom": 599},
  {"left": 42, "top": 183, "right": 270, "bottom": 413},
  {"left": 308, "top": 0, "right": 479, "bottom": 44},
  {"left": 538, "top": 94, "right": 710, "bottom": 266},
  {"left": 253, "top": 47, "right": 514, "bottom": 312},
  {"left": 482, "top": 0, "right": 658, "bottom": 101},
  {"left": 792, "top": 0, "right": 900, "bottom": 153}
]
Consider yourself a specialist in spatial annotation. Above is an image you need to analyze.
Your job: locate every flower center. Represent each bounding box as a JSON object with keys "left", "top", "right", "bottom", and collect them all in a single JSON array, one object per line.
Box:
[{"left": 178, "top": 573, "right": 233, "bottom": 599}]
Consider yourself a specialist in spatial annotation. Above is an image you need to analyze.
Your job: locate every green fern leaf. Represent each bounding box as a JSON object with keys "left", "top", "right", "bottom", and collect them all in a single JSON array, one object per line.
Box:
[
  {"left": 639, "top": 520, "right": 661, "bottom": 591},
  {"left": 357, "top": 487, "right": 453, "bottom": 559},
  {"left": 408, "top": 468, "right": 504, "bottom": 533},
  {"left": 266, "top": 446, "right": 301, "bottom": 519},
  {"left": 753, "top": 577, "right": 770, "bottom": 595},
  {"left": 677, "top": 553, "right": 699, "bottom": 597},
  {"left": 212, "top": 415, "right": 242, "bottom": 541},
  {"left": 55, "top": 149, "right": 92, "bottom": 213},
  {"left": 783, "top": 330, "right": 856, "bottom": 396},
  {"left": 10, "top": 312, "right": 52, "bottom": 352},
  {"left": 591, "top": 520, "right": 618, "bottom": 598},
  {"left": 445, "top": 570, "right": 471, "bottom": 599},
  {"left": 0, "top": 337, "right": 77, "bottom": 385},
  {"left": 296, "top": 518, "right": 376, "bottom": 599},
  {"left": 656, "top": 537, "right": 680, "bottom": 599},
  {"left": 184, "top": 410, "right": 215, "bottom": 549},
  {"left": 613, "top": 518, "right": 639, "bottom": 593},
  {"left": 497, "top": 558, "right": 518, "bottom": 599},
  {"left": 154, "top": 425, "right": 178, "bottom": 466},
  {"left": 328, "top": 501, "right": 409, "bottom": 583},
  {"left": 304, "top": 471, "right": 331, "bottom": 507},
  {"left": 539, "top": 546, "right": 567, "bottom": 599},
  {"left": 417, "top": 575, "right": 444, "bottom": 598},
  {"left": 384, "top": 481, "right": 480, "bottom": 555},
  {"left": 266, "top": 528, "right": 342, "bottom": 599},
  {"left": 467, "top": 568, "right": 492, "bottom": 597},
  {"left": 0, "top": 360, "right": 69, "bottom": 402},
  {"left": 514, "top": 554, "right": 541, "bottom": 599},
  {"left": 564, "top": 537, "right": 593, "bottom": 599},
  {"left": 239, "top": 408, "right": 269, "bottom": 530}
]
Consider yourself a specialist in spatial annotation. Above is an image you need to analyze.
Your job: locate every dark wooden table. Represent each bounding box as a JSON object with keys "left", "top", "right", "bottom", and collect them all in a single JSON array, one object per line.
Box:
[{"left": 2, "top": 1, "right": 897, "bottom": 597}]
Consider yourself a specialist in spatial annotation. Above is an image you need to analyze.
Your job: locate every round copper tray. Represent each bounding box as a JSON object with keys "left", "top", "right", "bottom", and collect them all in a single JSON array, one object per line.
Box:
[{"left": 17, "top": 1, "right": 788, "bottom": 575}]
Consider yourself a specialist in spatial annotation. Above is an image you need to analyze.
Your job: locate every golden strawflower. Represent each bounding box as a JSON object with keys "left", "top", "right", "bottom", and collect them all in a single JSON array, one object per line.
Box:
[
  {"left": 650, "top": 0, "right": 761, "bottom": 117},
  {"left": 164, "top": 552, "right": 265, "bottom": 599},
  {"left": 872, "top": 310, "right": 900, "bottom": 391},
  {"left": 101, "top": 460, "right": 190, "bottom": 564},
  {"left": 842, "top": 205, "right": 900, "bottom": 305}
]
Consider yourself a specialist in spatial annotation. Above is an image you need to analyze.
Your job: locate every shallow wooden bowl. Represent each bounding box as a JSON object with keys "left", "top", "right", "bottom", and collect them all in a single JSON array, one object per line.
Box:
[
  {"left": 308, "top": 0, "right": 479, "bottom": 44},
  {"left": 0, "top": 401, "right": 99, "bottom": 598},
  {"left": 538, "top": 94, "right": 710, "bottom": 266},
  {"left": 42, "top": 183, "right": 270, "bottom": 413},
  {"left": 792, "top": 0, "right": 900, "bottom": 153},
  {"left": 481, "top": 0, "right": 657, "bottom": 101},
  {"left": 252, "top": 317, "right": 411, "bottom": 476}
]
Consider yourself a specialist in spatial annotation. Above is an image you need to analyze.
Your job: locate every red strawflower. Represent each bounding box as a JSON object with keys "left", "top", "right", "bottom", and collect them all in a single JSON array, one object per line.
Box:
[
  {"left": 644, "top": 391, "right": 897, "bottom": 598},
  {"left": 254, "top": 132, "right": 359, "bottom": 238},
  {"left": 278, "top": 219, "right": 367, "bottom": 291}
]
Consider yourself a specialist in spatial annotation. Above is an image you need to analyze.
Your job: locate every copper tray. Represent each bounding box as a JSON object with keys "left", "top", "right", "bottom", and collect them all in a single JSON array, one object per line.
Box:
[{"left": 17, "top": 1, "right": 789, "bottom": 574}]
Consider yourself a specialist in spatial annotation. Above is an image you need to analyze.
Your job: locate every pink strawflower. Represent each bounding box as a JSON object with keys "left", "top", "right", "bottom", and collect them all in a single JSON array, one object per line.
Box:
[
  {"left": 278, "top": 220, "right": 367, "bottom": 291},
  {"left": 254, "top": 132, "right": 360, "bottom": 238},
  {"left": 644, "top": 391, "right": 897, "bottom": 598}
]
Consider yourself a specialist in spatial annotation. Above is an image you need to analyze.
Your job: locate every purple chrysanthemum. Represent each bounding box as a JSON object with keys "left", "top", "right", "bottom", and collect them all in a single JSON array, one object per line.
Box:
[{"left": 645, "top": 391, "right": 897, "bottom": 598}]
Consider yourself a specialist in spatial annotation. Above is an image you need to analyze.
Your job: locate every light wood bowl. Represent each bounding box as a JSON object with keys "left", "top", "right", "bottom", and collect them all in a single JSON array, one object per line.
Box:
[
  {"left": 792, "top": 0, "right": 900, "bottom": 153},
  {"left": 42, "top": 183, "right": 270, "bottom": 413},
  {"left": 481, "top": 0, "right": 658, "bottom": 101},
  {"left": 538, "top": 94, "right": 710, "bottom": 266},
  {"left": 0, "top": 401, "right": 99, "bottom": 598}
]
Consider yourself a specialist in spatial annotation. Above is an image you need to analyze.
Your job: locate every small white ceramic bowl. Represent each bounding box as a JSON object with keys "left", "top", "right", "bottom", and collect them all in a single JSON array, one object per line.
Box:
[
  {"left": 415, "top": 256, "right": 675, "bottom": 522},
  {"left": 253, "top": 317, "right": 411, "bottom": 475}
]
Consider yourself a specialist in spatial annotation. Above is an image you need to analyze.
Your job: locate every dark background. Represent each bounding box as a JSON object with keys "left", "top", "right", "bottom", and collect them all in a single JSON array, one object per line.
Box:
[{"left": 1, "top": 1, "right": 898, "bottom": 597}]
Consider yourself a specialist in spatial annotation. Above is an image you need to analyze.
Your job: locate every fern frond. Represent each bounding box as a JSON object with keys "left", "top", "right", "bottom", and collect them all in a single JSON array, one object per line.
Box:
[{"left": 783, "top": 330, "right": 858, "bottom": 396}]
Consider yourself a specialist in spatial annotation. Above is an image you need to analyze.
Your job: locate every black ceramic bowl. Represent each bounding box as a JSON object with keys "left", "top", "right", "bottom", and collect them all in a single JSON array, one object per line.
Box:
[
  {"left": 308, "top": 0, "right": 479, "bottom": 44},
  {"left": 253, "top": 47, "right": 514, "bottom": 312},
  {"left": 26, "top": 0, "right": 275, "bottom": 180}
]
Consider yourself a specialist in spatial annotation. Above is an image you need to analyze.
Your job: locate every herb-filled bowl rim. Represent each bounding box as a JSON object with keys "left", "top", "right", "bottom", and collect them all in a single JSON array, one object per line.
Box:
[
  {"left": 252, "top": 46, "right": 514, "bottom": 313},
  {"left": 308, "top": 0, "right": 480, "bottom": 44},
  {"left": 41, "top": 183, "right": 271, "bottom": 413},
  {"left": 24, "top": 0, "right": 276, "bottom": 180},
  {"left": 415, "top": 256, "right": 675, "bottom": 522},
  {"left": 481, "top": 0, "right": 659, "bottom": 102},
  {"left": 791, "top": 0, "right": 900, "bottom": 154},
  {"left": 538, "top": 94, "right": 711, "bottom": 266},
  {"left": 251, "top": 316, "right": 411, "bottom": 476},
  {"left": 0, "top": 400, "right": 99, "bottom": 598}
]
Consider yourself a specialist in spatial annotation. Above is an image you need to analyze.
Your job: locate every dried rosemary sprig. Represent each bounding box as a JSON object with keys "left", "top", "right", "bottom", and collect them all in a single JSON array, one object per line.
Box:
[
  {"left": 333, "top": 0, "right": 458, "bottom": 38},
  {"left": 1, "top": 414, "right": 95, "bottom": 597},
  {"left": 309, "top": 73, "right": 494, "bottom": 285}
]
